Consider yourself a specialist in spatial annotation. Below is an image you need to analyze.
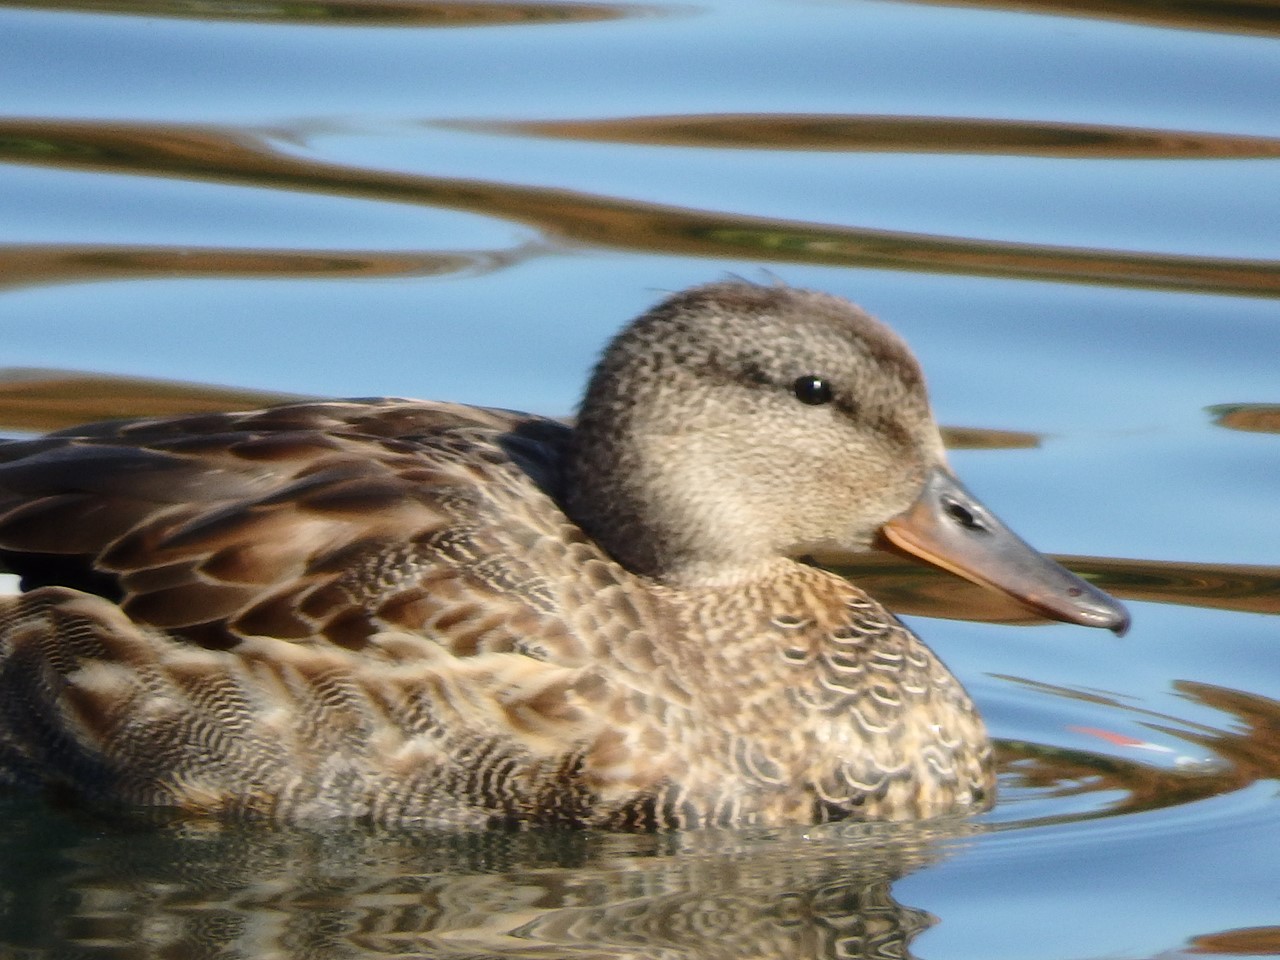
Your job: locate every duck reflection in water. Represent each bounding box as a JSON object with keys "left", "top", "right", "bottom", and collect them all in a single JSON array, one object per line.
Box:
[
  {"left": 0, "top": 282, "right": 1127, "bottom": 827},
  {"left": 0, "top": 803, "right": 973, "bottom": 960}
]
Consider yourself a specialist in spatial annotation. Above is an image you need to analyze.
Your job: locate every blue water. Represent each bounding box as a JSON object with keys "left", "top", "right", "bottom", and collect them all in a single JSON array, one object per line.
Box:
[{"left": 1, "top": 0, "right": 1279, "bottom": 957}]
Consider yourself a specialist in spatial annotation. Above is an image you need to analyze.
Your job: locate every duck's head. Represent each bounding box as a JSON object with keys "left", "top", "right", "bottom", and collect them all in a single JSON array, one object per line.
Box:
[{"left": 566, "top": 281, "right": 1128, "bottom": 633}]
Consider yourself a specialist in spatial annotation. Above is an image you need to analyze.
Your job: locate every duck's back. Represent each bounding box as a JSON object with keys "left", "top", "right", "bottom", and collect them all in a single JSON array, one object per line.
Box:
[
  {"left": 0, "top": 400, "right": 645, "bottom": 824},
  {"left": 0, "top": 400, "right": 593, "bottom": 652}
]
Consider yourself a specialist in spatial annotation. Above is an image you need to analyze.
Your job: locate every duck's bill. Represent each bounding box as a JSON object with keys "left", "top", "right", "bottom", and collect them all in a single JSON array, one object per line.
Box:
[{"left": 881, "top": 467, "right": 1130, "bottom": 635}]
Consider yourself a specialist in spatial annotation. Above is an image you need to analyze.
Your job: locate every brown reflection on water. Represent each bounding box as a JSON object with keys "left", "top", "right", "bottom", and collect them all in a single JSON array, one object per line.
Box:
[
  {"left": 1079, "top": 556, "right": 1280, "bottom": 616},
  {"left": 995, "top": 738, "right": 1230, "bottom": 821},
  {"left": 996, "top": 678, "right": 1280, "bottom": 821},
  {"left": 1183, "top": 925, "right": 1280, "bottom": 955},
  {"left": 0, "top": 0, "right": 644, "bottom": 26},
  {"left": 1172, "top": 681, "right": 1280, "bottom": 795},
  {"left": 0, "top": 811, "right": 964, "bottom": 959},
  {"left": 939, "top": 425, "right": 1041, "bottom": 450},
  {"left": 0, "top": 242, "right": 523, "bottom": 291},
  {"left": 462, "top": 113, "right": 1280, "bottom": 159},
  {"left": 1208, "top": 403, "right": 1280, "bottom": 435},
  {"left": 0, "top": 369, "right": 301, "bottom": 432},
  {"left": 4, "top": 118, "right": 1278, "bottom": 299},
  {"left": 906, "top": 0, "right": 1280, "bottom": 39},
  {"left": 835, "top": 553, "right": 1280, "bottom": 623}
]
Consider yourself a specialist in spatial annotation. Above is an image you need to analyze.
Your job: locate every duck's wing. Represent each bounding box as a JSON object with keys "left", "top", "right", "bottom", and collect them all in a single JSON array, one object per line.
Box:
[{"left": 0, "top": 399, "right": 587, "bottom": 656}]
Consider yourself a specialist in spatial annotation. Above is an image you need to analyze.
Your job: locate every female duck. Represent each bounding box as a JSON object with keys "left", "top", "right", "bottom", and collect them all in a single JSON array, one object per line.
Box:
[{"left": 0, "top": 282, "right": 1127, "bottom": 827}]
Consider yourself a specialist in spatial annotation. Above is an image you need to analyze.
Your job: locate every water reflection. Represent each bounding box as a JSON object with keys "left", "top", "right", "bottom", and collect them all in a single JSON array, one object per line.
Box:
[
  {"left": 904, "top": 0, "right": 1280, "bottom": 39},
  {"left": 938, "top": 426, "right": 1040, "bottom": 450},
  {"left": 995, "top": 677, "right": 1280, "bottom": 822},
  {"left": 0, "top": 0, "right": 645, "bottom": 26},
  {"left": 3, "top": 118, "right": 1277, "bottom": 298},
  {"left": 0, "top": 369, "right": 300, "bottom": 433},
  {"left": 461, "top": 113, "right": 1280, "bottom": 158},
  {"left": 1208, "top": 403, "right": 1280, "bottom": 435},
  {"left": 1180, "top": 925, "right": 1280, "bottom": 956},
  {"left": 836, "top": 554, "right": 1280, "bottom": 622},
  {"left": 0, "top": 242, "right": 535, "bottom": 291},
  {"left": 1174, "top": 681, "right": 1280, "bottom": 792},
  {"left": 0, "top": 808, "right": 962, "bottom": 959}
]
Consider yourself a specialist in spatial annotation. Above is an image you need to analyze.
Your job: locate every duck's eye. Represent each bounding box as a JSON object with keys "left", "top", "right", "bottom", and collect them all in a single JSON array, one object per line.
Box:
[{"left": 792, "top": 375, "right": 833, "bottom": 406}]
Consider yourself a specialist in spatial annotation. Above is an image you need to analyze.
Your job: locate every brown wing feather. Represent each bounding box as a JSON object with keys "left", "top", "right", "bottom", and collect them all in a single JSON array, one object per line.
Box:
[{"left": 0, "top": 400, "right": 586, "bottom": 657}]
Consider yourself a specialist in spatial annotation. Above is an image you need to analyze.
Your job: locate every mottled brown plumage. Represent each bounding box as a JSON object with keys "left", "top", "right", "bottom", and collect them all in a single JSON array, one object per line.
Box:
[{"left": 0, "top": 282, "right": 1126, "bottom": 826}]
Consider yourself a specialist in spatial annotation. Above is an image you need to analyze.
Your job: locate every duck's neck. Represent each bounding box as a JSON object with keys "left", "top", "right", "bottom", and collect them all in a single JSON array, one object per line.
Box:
[{"left": 563, "top": 431, "right": 773, "bottom": 585}]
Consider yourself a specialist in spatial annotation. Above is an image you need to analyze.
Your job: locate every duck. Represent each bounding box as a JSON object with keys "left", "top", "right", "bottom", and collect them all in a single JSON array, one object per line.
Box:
[{"left": 0, "top": 281, "right": 1128, "bottom": 828}]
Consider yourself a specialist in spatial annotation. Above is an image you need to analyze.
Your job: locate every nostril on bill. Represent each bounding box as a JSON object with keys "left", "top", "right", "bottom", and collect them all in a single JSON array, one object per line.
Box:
[{"left": 943, "top": 498, "right": 984, "bottom": 531}]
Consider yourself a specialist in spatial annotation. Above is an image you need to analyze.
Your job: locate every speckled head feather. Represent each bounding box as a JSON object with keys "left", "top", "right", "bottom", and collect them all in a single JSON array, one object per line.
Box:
[
  {"left": 567, "top": 282, "right": 943, "bottom": 581},
  {"left": 0, "top": 281, "right": 1126, "bottom": 827}
]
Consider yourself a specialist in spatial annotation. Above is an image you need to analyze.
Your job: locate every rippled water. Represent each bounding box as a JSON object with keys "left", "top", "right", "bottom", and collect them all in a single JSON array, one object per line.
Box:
[{"left": 2, "top": 0, "right": 1279, "bottom": 957}]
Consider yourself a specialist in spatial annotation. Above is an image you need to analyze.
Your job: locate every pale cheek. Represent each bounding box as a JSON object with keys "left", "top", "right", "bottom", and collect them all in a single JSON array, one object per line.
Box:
[{"left": 787, "top": 443, "right": 928, "bottom": 544}]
